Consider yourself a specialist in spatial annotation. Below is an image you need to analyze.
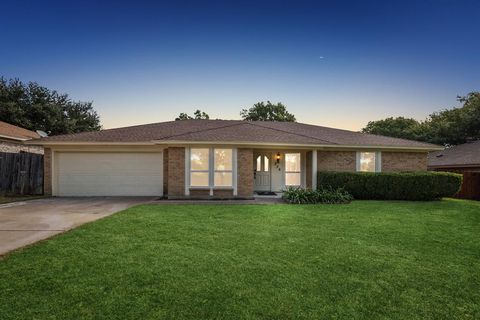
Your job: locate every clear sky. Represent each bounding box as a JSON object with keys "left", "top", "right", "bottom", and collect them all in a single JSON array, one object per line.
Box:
[{"left": 1, "top": 0, "right": 479, "bottom": 130}]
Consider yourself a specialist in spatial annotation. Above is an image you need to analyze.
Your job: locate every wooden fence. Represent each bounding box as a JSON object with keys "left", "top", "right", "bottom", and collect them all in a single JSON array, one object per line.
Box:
[
  {"left": 0, "top": 152, "right": 43, "bottom": 195},
  {"left": 456, "top": 172, "right": 480, "bottom": 200},
  {"left": 433, "top": 168, "right": 480, "bottom": 200}
]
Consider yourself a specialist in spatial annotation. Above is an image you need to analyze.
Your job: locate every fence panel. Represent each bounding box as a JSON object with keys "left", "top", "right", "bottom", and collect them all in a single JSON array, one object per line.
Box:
[{"left": 0, "top": 152, "right": 43, "bottom": 195}]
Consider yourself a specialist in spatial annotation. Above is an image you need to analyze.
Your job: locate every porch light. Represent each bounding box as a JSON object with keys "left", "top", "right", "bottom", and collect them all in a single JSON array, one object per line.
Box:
[{"left": 275, "top": 152, "right": 281, "bottom": 164}]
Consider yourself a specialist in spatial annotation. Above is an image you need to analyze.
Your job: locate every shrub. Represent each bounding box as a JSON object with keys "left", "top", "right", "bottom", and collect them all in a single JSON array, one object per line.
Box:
[
  {"left": 282, "top": 186, "right": 353, "bottom": 204},
  {"left": 318, "top": 171, "right": 462, "bottom": 201}
]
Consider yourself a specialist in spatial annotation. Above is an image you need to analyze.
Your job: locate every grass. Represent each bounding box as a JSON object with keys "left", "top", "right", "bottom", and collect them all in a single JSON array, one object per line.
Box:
[
  {"left": 0, "top": 195, "right": 45, "bottom": 204},
  {"left": 1, "top": 200, "right": 479, "bottom": 319}
]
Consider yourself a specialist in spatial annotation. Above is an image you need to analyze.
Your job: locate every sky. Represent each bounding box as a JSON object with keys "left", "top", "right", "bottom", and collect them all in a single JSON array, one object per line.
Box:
[{"left": 1, "top": 0, "right": 479, "bottom": 130}]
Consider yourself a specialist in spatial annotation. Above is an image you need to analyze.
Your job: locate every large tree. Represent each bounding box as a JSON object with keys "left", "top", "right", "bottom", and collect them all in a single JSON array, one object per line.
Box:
[
  {"left": 362, "top": 92, "right": 480, "bottom": 145},
  {"left": 423, "top": 92, "right": 480, "bottom": 145},
  {"left": 361, "top": 117, "right": 423, "bottom": 141},
  {"left": 240, "top": 101, "right": 296, "bottom": 122},
  {"left": 175, "top": 109, "right": 210, "bottom": 120},
  {"left": 0, "top": 77, "right": 101, "bottom": 135}
]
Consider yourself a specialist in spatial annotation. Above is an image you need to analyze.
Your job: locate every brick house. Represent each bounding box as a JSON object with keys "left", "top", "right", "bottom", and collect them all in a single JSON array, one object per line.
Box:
[
  {"left": 0, "top": 121, "right": 43, "bottom": 154},
  {"left": 27, "top": 120, "right": 441, "bottom": 198}
]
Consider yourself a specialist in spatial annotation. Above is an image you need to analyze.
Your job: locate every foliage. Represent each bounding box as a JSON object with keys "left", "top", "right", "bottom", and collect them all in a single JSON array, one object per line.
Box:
[
  {"left": 1, "top": 202, "right": 479, "bottom": 319},
  {"left": 318, "top": 171, "right": 462, "bottom": 201},
  {"left": 423, "top": 92, "right": 480, "bottom": 145},
  {"left": 282, "top": 186, "right": 352, "bottom": 204},
  {"left": 362, "top": 117, "right": 423, "bottom": 141},
  {"left": 0, "top": 77, "right": 101, "bottom": 135},
  {"left": 240, "top": 101, "right": 296, "bottom": 122},
  {"left": 175, "top": 109, "right": 210, "bottom": 120},
  {"left": 361, "top": 92, "right": 480, "bottom": 145}
]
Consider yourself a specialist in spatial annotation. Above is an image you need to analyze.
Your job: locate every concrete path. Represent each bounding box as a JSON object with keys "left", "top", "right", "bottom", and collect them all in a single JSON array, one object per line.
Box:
[{"left": 0, "top": 197, "right": 153, "bottom": 256}]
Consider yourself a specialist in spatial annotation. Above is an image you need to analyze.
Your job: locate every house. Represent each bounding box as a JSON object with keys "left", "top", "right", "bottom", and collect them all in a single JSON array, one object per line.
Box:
[
  {"left": 0, "top": 121, "right": 43, "bottom": 154},
  {"left": 428, "top": 140, "right": 480, "bottom": 200},
  {"left": 27, "top": 120, "right": 441, "bottom": 198}
]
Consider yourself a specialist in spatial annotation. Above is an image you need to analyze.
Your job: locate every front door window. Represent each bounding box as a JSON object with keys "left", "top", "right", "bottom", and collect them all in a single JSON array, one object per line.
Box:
[{"left": 254, "top": 153, "right": 271, "bottom": 191}]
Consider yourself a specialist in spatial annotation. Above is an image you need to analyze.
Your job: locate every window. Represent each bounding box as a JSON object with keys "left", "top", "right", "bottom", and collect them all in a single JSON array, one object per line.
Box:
[
  {"left": 214, "top": 149, "right": 233, "bottom": 187},
  {"left": 285, "top": 153, "right": 301, "bottom": 186},
  {"left": 190, "top": 148, "right": 234, "bottom": 188},
  {"left": 357, "top": 152, "right": 381, "bottom": 172},
  {"left": 256, "top": 155, "right": 269, "bottom": 172},
  {"left": 190, "top": 148, "right": 210, "bottom": 186}
]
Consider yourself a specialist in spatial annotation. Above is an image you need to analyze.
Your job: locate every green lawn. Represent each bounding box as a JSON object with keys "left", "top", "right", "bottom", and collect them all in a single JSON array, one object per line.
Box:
[{"left": 1, "top": 200, "right": 479, "bottom": 319}]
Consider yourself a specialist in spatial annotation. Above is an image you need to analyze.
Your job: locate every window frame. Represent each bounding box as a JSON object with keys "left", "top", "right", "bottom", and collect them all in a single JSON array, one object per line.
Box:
[
  {"left": 284, "top": 152, "right": 302, "bottom": 186},
  {"left": 189, "top": 148, "right": 210, "bottom": 187},
  {"left": 187, "top": 147, "right": 236, "bottom": 193},
  {"left": 356, "top": 151, "right": 382, "bottom": 172},
  {"left": 214, "top": 148, "right": 233, "bottom": 187}
]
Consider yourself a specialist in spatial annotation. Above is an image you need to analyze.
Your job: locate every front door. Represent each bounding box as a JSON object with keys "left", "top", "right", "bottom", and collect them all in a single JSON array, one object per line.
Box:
[{"left": 254, "top": 152, "right": 271, "bottom": 191}]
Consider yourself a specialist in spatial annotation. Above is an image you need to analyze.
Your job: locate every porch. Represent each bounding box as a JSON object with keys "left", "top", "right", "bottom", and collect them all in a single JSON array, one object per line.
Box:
[{"left": 252, "top": 149, "right": 317, "bottom": 194}]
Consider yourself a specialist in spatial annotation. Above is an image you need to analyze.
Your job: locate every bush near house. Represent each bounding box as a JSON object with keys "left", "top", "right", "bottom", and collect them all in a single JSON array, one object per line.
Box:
[
  {"left": 282, "top": 186, "right": 353, "bottom": 204},
  {"left": 318, "top": 171, "right": 462, "bottom": 201}
]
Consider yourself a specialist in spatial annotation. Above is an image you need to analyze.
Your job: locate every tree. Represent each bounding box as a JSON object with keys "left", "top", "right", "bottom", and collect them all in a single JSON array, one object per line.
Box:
[
  {"left": 240, "top": 101, "right": 296, "bottom": 122},
  {"left": 361, "top": 92, "right": 480, "bottom": 145},
  {"left": 423, "top": 92, "right": 480, "bottom": 145},
  {"left": 0, "top": 77, "right": 101, "bottom": 135},
  {"left": 361, "top": 117, "right": 422, "bottom": 140},
  {"left": 175, "top": 109, "right": 210, "bottom": 120}
]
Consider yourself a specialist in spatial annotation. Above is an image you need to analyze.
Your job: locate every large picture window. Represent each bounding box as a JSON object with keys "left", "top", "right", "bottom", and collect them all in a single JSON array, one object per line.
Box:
[
  {"left": 357, "top": 152, "right": 381, "bottom": 172},
  {"left": 190, "top": 148, "right": 234, "bottom": 188},
  {"left": 285, "top": 153, "right": 301, "bottom": 186}
]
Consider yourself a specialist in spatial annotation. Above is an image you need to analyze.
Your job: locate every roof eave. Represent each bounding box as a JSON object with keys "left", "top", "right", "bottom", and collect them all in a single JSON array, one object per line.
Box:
[
  {"left": 0, "top": 134, "right": 31, "bottom": 141},
  {"left": 27, "top": 139, "right": 442, "bottom": 151}
]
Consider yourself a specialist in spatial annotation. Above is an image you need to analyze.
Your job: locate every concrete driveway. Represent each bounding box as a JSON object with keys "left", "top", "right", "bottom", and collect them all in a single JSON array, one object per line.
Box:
[{"left": 0, "top": 197, "right": 154, "bottom": 256}]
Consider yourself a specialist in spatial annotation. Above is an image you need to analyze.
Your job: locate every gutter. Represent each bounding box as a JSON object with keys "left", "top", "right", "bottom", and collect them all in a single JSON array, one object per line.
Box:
[
  {"left": 25, "top": 139, "right": 443, "bottom": 151},
  {"left": 0, "top": 134, "right": 30, "bottom": 142}
]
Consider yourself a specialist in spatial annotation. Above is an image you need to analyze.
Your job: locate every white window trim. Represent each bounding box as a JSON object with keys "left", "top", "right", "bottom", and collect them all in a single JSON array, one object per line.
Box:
[
  {"left": 213, "top": 148, "right": 234, "bottom": 188},
  {"left": 186, "top": 147, "right": 237, "bottom": 196},
  {"left": 190, "top": 148, "right": 210, "bottom": 188},
  {"left": 356, "top": 151, "right": 382, "bottom": 172},
  {"left": 285, "top": 152, "right": 302, "bottom": 186}
]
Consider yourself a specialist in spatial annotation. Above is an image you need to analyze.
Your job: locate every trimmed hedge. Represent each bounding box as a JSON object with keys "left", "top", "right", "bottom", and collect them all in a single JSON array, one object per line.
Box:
[
  {"left": 318, "top": 171, "right": 462, "bottom": 201},
  {"left": 282, "top": 186, "right": 353, "bottom": 204}
]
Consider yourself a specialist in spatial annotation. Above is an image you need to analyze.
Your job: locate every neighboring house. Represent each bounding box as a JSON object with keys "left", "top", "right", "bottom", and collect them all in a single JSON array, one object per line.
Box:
[
  {"left": 428, "top": 140, "right": 480, "bottom": 200},
  {"left": 27, "top": 120, "right": 441, "bottom": 198},
  {"left": 428, "top": 140, "right": 480, "bottom": 172},
  {"left": 0, "top": 121, "right": 43, "bottom": 154}
]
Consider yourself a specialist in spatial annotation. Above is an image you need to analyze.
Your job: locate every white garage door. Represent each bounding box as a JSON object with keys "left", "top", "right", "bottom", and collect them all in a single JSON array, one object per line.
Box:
[{"left": 55, "top": 152, "right": 163, "bottom": 196}]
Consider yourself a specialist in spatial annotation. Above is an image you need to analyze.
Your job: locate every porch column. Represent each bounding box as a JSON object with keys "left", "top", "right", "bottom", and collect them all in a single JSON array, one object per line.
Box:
[{"left": 312, "top": 150, "right": 317, "bottom": 189}]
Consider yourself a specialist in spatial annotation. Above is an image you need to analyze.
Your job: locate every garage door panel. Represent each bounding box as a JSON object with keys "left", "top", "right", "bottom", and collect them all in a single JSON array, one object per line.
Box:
[{"left": 56, "top": 152, "right": 163, "bottom": 196}]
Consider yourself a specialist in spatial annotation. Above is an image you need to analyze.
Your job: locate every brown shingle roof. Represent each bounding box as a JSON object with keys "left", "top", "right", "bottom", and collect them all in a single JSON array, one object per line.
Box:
[
  {"left": 30, "top": 119, "right": 440, "bottom": 150},
  {"left": 428, "top": 140, "right": 480, "bottom": 168},
  {"left": 0, "top": 121, "right": 40, "bottom": 140}
]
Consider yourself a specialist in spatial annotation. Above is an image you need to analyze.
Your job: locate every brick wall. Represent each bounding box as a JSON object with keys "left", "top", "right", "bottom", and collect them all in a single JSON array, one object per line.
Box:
[
  {"left": 43, "top": 148, "right": 52, "bottom": 195},
  {"left": 0, "top": 140, "right": 43, "bottom": 154},
  {"left": 317, "top": 151, "right": 356, "bottom": 172},
  {"left": 306, "top": 151, "right": 312, "bottom": 188},
  {"left": 163, "top": 148, "right": 169, "bottom": 195},
  {"left": 189, "top": 189, "right": 210, "bottom": 196},
  {"left": 237, "top": 148, "right": 253, "bottom": 198},
  {"left": 167, "top": 147, "right": 185, "bottom": 197},
  {"left": 316, "top": 150, "right": 427, "bottom": 173},
  {"left": 381, "top": 152, "right": 427, "bottom": 172}
]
